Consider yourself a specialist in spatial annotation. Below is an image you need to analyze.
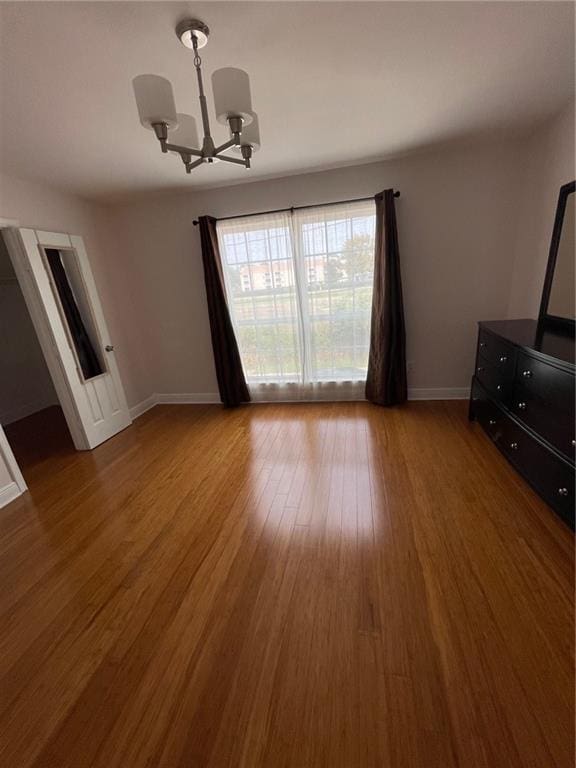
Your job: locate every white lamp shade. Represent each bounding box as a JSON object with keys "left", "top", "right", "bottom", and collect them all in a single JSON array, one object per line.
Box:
[
  {"left": 133, "top": 74, "right": 178, "bottom": 130},
  {"left": 234, "top": 111, "right": 261, "bottom": 152},
  {"left": 168, "top": 114, "right": 200, "bottom": 153},
  {"left": 212, "top": 68, "right": 253, "bottom": 126}
]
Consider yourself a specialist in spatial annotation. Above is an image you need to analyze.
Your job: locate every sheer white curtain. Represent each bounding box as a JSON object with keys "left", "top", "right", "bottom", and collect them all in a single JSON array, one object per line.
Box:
[{"left": 217, "top": 199, "right": 376, "bottom": 401}]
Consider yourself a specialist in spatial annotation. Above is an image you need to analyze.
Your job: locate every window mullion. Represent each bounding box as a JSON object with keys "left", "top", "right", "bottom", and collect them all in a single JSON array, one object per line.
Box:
[{"left": 291, "top": 212, "right": 311, "bottom": 385}]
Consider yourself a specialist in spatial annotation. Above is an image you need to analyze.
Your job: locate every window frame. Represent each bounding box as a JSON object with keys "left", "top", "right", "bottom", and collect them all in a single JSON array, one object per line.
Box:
[{"left": 217, "top": 200, "right": 376, "bottom": 386}]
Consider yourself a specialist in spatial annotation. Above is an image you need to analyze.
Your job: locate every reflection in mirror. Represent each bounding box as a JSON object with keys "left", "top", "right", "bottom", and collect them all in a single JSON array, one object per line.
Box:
[
  {"left": 548, "top": 190, "right": 575, "bottom": 320},
  {"left": 44, "top": 248, "right": 105, "bottom": 380}
]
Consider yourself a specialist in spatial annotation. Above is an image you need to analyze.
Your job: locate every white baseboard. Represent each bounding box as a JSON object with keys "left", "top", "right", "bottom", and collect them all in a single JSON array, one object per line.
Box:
[
  {"left": 0, "top": 481, "right": 23, "bottom": 509},
  {"left": 128, "top": 392, "right": 221, "bottom": 420},
  {"left": 129, "top": 394, "right": 157, "bottom": 420},
  {"left": 408, "top": 387, "right": 470, "bottom": 400},
  {"left": 128, "top": 387, "right": 470, "bottom": 420},
  {"left": 156, "top": 393, "right": 221, "bottom": 404}
]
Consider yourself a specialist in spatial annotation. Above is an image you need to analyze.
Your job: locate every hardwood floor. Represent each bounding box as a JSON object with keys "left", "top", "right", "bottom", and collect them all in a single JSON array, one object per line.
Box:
[{"left": 0, "top": 401, "right": 573, "bottom": 768}]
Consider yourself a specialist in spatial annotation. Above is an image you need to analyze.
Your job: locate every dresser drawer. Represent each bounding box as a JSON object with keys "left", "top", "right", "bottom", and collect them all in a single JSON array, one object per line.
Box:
[
  {"left": 472, "top": 379, "right": 506, "bottom": 443},
  {"left": 515, "top": 352, "right": 574, "bottom": 406},
  {"left": 500, "top": 417, "right": 575, "bottom": 528},
  {"left": 511, "top": 352, "right": 575, "bottom": 460},
  {"left": 509, "top": 404, "right": 575, "bottom": 462},
  {"left": 475, "top": 357, "right": 512, "bottom": 402},
  {"left": 472, "top": 379, "right": 574, "bottom": 528},
  {"left": 477, "top": 329, "right": 515, "bottom": 368}
]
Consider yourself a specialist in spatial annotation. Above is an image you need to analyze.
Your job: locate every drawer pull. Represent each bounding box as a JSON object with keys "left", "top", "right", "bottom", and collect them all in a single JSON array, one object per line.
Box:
[
  {"left": 489, "top": 419, "right": 497, "bottom": 426},
  {"left": 558, "top": 488, "right": 569, "bottom": 497},
  {"left": 522, "top": 370, "right": 533, "bottom": 378},
  {"left": 496, "top": 385, "right": 502, "bottom": 391},
  {"left": 572, "top": 440, "right": 575, "bottom": 447},
  {"left": 479, "top": 341, "right": 487, "bottom": 348},
  {"left": 499, "top": 356, "right": 508, "bottom": 363},
  {"left": 477, "top": 366, "right": 484, "bottom": 373},
  {"left": 517, "top": 402, "right": 527, "bottom": 411},
  {"left": 510, "top": 442, "right": 519, "bottom": 450}
]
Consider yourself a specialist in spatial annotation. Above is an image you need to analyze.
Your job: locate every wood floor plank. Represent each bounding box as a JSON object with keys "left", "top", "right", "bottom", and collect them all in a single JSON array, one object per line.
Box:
[{"left": 0, "top": 401, "right": 572, "bottom": 768}]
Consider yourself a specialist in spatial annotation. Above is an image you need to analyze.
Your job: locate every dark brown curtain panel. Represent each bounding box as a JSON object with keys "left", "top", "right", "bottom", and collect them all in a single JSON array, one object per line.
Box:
[
  {"left": 198, "top": 216, "right": 250, "bottom": 407},
  {"left": 365, "top": 190, "right": 407, "bottom": 406}
]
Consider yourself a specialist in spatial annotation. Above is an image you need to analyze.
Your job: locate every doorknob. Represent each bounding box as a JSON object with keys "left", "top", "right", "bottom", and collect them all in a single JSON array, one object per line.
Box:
[{"left": 105, "top": 344, "right": 114, "bottom": 352}]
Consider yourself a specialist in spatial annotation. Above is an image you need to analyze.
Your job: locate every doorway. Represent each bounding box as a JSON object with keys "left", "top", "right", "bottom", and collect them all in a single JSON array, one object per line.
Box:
[
  {"left": 0, "top": 225, "right": 132, "bottom": 507},
  {"left": 0, "top": 231, "right": 75, "bottom": 480}
]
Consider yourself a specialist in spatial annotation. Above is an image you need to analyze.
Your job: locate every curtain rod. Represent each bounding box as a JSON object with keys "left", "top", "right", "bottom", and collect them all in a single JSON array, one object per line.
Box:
[{"left": 192, "top": 190, "right": 400, "bottom": 226}]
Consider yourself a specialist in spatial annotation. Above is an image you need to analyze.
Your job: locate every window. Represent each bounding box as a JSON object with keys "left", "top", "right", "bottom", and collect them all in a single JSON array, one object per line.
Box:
[{"left": 217, "top": 200, "right": 376, "bottom": 387}]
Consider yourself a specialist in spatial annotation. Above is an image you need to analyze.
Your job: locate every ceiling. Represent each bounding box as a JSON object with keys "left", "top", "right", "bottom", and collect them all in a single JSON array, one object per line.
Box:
[{"left": 0, "top": 2, "right": 574, "bottom": 202}]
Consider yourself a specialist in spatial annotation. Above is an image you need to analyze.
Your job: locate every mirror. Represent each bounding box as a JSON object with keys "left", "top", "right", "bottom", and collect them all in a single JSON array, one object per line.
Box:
[
  {"left": 548, "top": 189, "right": 575, "bottom": 318},
  {"left": 43, "top": 247, "right": 105, "bottom": 381},
  {"left": 539, "top": 181, "right": 576, "bottom": 327}
]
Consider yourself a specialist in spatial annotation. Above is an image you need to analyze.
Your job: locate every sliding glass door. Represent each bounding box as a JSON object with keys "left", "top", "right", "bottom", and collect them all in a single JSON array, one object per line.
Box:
[{"left": 217, "top": 200, "right": 376, "bottom": 399}]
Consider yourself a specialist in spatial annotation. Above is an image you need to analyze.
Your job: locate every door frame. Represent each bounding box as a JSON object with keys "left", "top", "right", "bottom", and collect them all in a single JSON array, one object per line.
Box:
[
  {"left": 0, "top": 419, "right": 27, "bottom": 504},
  {"left": 0, "top": 219, "right": 28, "bottom": 504},
  {"left": 2, "top": 227, "right": 89, "bottom": 449}
]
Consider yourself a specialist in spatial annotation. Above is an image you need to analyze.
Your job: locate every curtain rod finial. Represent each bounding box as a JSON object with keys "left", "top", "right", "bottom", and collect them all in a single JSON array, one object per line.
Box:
[
  {"left": 193, "top": 219, "right": 199, "bottom": 226},
  {"left": 393, "top": 191, "right": 400, "bottom": 198}
]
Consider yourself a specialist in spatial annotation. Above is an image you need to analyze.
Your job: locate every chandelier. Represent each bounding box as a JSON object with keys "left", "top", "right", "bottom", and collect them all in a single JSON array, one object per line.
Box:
[{"left": 133, "top": 18, "right": 260, "bottom": 175}]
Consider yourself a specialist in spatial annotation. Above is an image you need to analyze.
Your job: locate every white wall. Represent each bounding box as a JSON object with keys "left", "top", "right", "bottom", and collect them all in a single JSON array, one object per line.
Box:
[
  {"left": 508, "top": 102, "right": 576, "bottom": 317},
  {"left": 0, "top": 235, "right": 58, "bottom": 424},
  {"left": 109, "top": 134, "right": 529, "bottom": 398}
]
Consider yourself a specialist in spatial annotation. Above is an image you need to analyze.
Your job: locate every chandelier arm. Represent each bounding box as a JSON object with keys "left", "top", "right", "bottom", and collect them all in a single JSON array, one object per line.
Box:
[
  {"left": 192, "top": 35, "right": 212, "bottom": 140},
  {"left": 216, "top": 154, "right": 248, "bottom": 167},
  {"left": 164, "top": 142, "right": 203, "bottom": 158},
  {"left": 185, "top": 158, "right": 204, "bottom": 174},
  {"left": 213, "top": 138, "right": 238, "bottom": 155}
]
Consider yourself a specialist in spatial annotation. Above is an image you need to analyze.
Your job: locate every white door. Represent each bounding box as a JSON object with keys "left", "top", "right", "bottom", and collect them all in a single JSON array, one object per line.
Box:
[{"left": 4, "top": 228, "right": 131, "bottom": 450}]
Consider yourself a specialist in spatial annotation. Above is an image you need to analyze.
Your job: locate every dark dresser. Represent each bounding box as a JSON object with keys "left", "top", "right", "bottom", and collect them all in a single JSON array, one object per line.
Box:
[{"left": 469, "top": 319, "right": 575, "bottom": 528}]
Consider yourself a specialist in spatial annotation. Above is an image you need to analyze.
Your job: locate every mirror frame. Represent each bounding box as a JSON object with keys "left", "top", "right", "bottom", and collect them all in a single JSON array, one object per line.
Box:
[{"left": 538, "top": 180, "right": 576, "bottom": 330}]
